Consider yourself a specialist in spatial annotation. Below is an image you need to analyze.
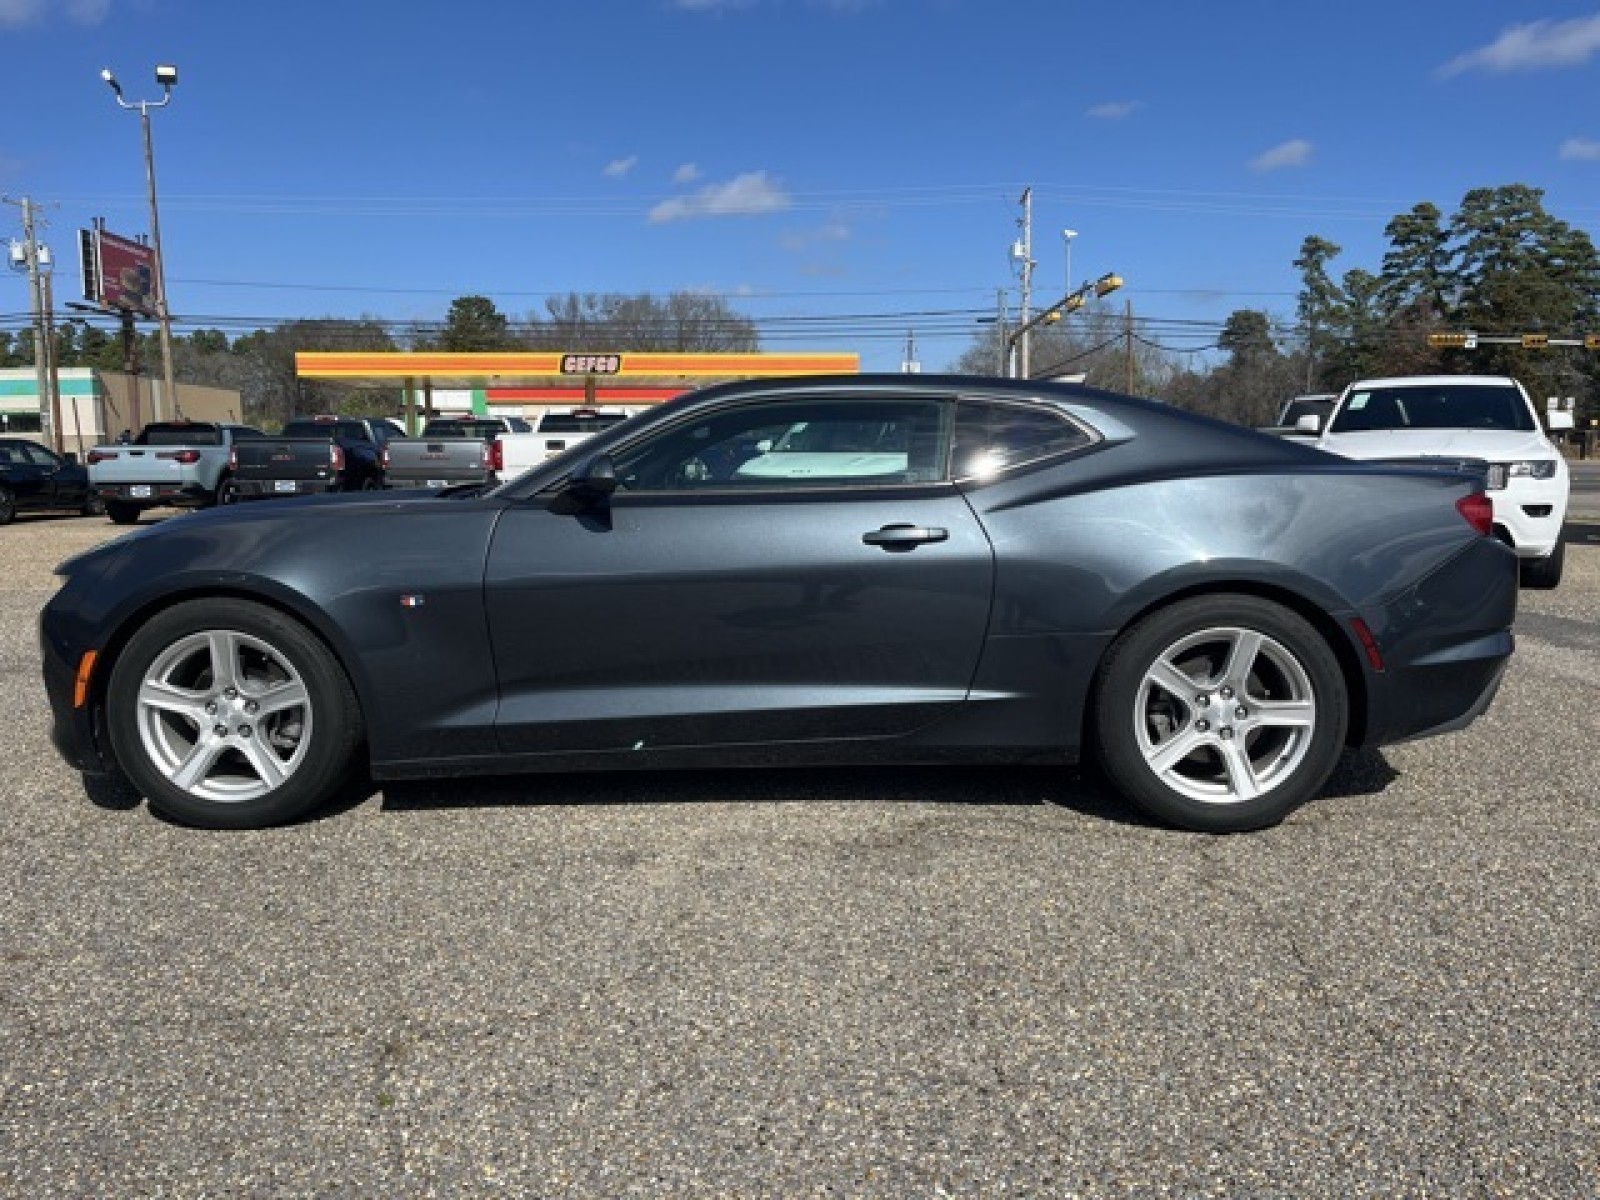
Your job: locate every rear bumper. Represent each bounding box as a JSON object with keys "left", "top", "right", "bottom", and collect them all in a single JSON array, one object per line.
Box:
[
  {"left": 94, "top": 481, "right": 209, "bottom": 508},
  {"left": 1358, "top": 535, "right": 1519, "bottom": 747},
  {"left": 234, "top": 478, "right": 339, "bottom": 499}
]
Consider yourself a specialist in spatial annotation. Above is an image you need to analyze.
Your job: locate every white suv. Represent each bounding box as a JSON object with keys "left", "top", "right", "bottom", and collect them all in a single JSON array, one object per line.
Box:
[{"left": 1306, "top": 375, "right": 1571, "bottom": 588}]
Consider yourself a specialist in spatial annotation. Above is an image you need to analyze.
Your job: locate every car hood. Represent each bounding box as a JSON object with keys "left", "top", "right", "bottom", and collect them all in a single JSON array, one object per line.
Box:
[{"left": 1316, "top": 428, "right": 1556, "bottom": 462}]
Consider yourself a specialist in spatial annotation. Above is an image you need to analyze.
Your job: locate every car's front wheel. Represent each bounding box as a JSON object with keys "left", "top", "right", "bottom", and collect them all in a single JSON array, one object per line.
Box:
[
  {"left": 1092, "top": 594, "right": 1348, "bottom": 833},
  {"left": 105, "top": 598, "right": 363, "bottom": 829}
]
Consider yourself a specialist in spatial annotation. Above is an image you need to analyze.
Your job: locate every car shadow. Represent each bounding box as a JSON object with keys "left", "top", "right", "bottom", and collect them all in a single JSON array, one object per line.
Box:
[
  {"left": 1565, "top": 519, "right": 1600, "bottom": 547},
  {"left": 79, "top": 749, "right": 1400, "bottom": 832},
  {"left": 378, "top": 763, "right": 1160, "bottom": 827}
]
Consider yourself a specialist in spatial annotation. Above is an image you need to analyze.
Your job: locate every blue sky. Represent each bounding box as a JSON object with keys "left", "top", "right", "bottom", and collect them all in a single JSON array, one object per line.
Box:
[{"left": 4, "top": 0, "right": 1600, "bottom": 373}]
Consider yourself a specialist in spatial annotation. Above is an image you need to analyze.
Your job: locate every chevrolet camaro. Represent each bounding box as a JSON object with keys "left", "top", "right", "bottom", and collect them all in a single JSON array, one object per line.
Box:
[{"left": 41, "top": 375, "right": 1517, "bottom": 833}]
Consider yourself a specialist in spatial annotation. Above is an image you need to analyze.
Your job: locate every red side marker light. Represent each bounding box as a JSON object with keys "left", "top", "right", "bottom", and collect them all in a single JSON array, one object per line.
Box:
[{"left": 1349, "top": 619, "right": 1384, "bottom": 673}]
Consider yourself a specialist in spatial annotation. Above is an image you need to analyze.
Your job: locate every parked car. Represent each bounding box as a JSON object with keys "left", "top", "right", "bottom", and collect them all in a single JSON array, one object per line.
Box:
[
  {"left": 86, "top": 420, "right": 267, "bottom": 524},
  {"left": 42, "top": 375, "right": 1516, "bottom": 833},
  {"left": 1258, "top": 394, "right": 1336, "bottom": 439},
  {"left": 1304, "top": 375, "right": 1571, "bottom": 588},
  {"left": 0, "top": 438, "right": 101, "bottom": 524},
  {"left": 230, "top": 415, "right": 405, "bottom": 500}
]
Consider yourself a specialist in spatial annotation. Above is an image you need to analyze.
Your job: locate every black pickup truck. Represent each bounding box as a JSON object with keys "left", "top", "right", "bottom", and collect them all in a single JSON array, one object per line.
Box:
[{"left": 231, "top": 415, "right": 406, "bottom": 501}]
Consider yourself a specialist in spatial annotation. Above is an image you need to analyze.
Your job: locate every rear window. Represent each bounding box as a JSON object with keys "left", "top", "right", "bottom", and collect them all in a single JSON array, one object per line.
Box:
[
  {"left": 283, "top": 420, "right": 373, "bottom": 441},
  {"left": 1330, "top": 384, "right": 1536, "bottom": 434},
  {"left": 538, "top": 413, "right": 630, "bottom": 434},
  {"left": 421, "top": 420, "right": 506, "bottom": 439},
  {"left": 137, "top": 422, "right": 222, "bottom": 446}
]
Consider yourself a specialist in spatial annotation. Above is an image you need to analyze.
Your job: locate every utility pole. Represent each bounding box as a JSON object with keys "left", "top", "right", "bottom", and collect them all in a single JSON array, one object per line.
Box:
[
  {"left": 1013, "top": 188, "right": 1035, "bottom": 379},
  {"left": 1125, "top": 300, "right": 1136, "bottom": 394},
  {"left": 4, "top": 196, "right": 53, "bottom": 445}
]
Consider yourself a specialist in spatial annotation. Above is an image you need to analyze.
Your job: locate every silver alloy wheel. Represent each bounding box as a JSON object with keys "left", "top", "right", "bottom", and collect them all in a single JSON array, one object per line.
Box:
[
  {"left": 134, "top": 628, "right": 314, "bottom": 804},
  {"left": 1133, "top": 625, "right": 1316, "bottom": 805}
]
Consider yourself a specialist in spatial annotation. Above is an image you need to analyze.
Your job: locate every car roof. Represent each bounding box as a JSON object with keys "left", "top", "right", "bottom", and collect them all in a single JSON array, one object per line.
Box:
[{"left": 1343, "top": 375, "right": 1519, "bottom": 390}]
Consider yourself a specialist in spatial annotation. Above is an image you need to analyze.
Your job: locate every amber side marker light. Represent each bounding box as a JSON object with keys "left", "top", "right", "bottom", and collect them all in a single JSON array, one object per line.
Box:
[{"left": 73, "top": 651, "right": 98, "bottom": 709}]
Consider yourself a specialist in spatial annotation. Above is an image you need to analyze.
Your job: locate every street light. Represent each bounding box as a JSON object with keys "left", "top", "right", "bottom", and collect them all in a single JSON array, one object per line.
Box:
[
  {"left": 1062, "top": 229, "right": 1077, "bottom": 293},
  {"left": 101, "top": 63, "right": 178, "bottom": 424}
]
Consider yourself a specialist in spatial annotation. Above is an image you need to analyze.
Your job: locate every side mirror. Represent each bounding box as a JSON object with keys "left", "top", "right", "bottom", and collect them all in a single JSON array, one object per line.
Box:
[
  {"left": 1295, "top": 414, "right": 1322, "bottom": 434},
  {"left": 566, "top": 453, "right": 619, "bottom": 501},
  {"left": 1546, "top": 410, "right": 1575, "bottom": 432}
]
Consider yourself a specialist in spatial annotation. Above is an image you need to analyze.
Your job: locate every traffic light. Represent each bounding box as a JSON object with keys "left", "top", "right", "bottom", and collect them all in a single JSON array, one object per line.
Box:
[
  {"left": 1427, "top": 332, "right": 1476, "bottom": 349},
  {"left": 1062, "top": 292, "right": 1086, "bottom": 313},
  {"left": 1585, "top": 334, "right": 1600, "bottom": 350},
  {"left": 1093, "top": 272, "right": 1123, "bottom": 297},
  {"left": 1521, "top": 334, "right": 1549, "bottom": 349}
]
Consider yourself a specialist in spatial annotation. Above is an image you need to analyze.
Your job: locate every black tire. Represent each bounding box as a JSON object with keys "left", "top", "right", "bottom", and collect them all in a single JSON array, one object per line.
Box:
[
  {"left": 1091, "top": 594, "right": 1348, "bottom": 833},
  {"left": 105, "top": 499, "right": 141, "bottom": 525},
  {"left": 105, "top": 598, "right": 364, "bottom": 829},
  {"left": 359, "top": 475, "right": 383, "bottom": 492},
  {"left": 1519, "top": 536, "right": 1564, "bottom": 590},
  {"left": 0, "top": 485, "right": 14, "bottom": 526},
  {"left": 213, "top": 475, "right": 240, "bottom": 506},
  {"left": 81, "top": 491, "right": 106, "bottom": 517}
]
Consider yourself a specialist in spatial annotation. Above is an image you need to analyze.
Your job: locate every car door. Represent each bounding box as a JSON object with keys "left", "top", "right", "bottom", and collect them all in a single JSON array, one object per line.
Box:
[
  {"left": 21, "top": 442, "right": 77, "bottom": 507},
  {"left": 484, "top": 391, "right": 996, "bottom": 755}
]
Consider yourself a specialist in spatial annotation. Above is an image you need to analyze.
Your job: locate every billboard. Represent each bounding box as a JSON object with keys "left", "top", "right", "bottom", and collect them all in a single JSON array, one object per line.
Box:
[{"left": 78, "top": 227, "right": 157, "bottom": 318}]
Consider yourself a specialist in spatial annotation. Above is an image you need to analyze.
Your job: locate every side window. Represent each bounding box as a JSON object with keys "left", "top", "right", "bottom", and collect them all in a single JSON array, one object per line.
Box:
[
  {"left": 952, "top": 400, "right": 1094, "bottom": 479},
  {"left": 23, "top": 443, "right": 59, "bottom": 468},
  {"left": 612, "top": 397, "right": 948, "bottom": 493}
]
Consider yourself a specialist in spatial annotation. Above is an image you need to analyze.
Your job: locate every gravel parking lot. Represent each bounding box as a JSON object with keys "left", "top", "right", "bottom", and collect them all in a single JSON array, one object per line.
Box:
[{"left": 2, "top": 503, "right": 1597, "bottom": 1197}]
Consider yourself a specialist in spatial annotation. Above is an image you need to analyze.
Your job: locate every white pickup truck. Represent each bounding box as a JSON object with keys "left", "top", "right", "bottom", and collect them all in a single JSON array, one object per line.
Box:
[{"left": 1300, "top": 374, "right": 1572, "bottom": 588}]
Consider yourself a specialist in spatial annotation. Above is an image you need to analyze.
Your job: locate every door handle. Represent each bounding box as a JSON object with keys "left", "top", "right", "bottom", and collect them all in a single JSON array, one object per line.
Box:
[{"left": 862, "top": 523, "right": 949, "bottom": 550}]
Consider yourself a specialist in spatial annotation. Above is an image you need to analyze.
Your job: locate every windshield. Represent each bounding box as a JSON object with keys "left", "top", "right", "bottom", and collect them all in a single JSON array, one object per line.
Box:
[
  {"left": 1330, "top": 384, "right": 1535, "bottom": 434},
  {"left": 138, "top": 423, "right": 221, "bottom": 446}
]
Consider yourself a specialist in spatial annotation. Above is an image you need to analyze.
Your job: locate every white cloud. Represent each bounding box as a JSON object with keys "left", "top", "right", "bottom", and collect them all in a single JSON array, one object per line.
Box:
[
  {"left": 649, "top": 171, "right": 791, "bottom": 223},
  {"left": 602, "top": 155, "right": 638, "bottom": 179},
  {"left": 0, "top": 0, "right": 43, "bottom": 25},
  {"left": 0, "top": 0, "right": 110, "bottom": 24},
  {"left": 672, "top": 163, "right": 702, "bottom": 184},
  {"left": 1438, "top": 15, "right": 1600, "bottom": 77},
  {"left": 1086, "top": 100, "right": 1141, "bottom": 120},
  {"left": 1560, "top": 136, "right": 1600, "bottom": 161},
  {"left": 1250, "top": 139, "right": 1313, "bottom": 172},
  {"left": 779, "top": 217, "right": 851, "bottom": 252}
]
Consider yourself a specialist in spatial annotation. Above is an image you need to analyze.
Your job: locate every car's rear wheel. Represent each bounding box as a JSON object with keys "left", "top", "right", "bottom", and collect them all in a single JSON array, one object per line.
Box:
[
  {"left": 81, "top": 491, "right": 106, "bottom": 517},
  {"left": 1092, "top": 594, "right": 1347, "bottom": 833},
  {"left": 106, "top": 598, "right": 363, "bottom": 829},
  {"left": 213, "top": 475, "right": 240, "bottom": 506},
  {"left": 0, "top": 486, "right": 15, "bottom": 526},
  {"left": 1519, "top": 536, "right": 1564, "bottom": 590},
  {"left": 104, "top": 499, "right": 140, "bottom": 525}
]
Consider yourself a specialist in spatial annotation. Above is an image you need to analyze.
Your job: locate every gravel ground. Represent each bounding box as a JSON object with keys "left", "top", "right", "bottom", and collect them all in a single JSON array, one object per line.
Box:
[{"left": 0, "top": 509, "right": 1596, "bottom": 1198}]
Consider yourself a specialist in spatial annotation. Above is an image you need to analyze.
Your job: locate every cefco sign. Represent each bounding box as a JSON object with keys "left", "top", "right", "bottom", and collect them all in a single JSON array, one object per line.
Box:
[
  {"left": 78, "top": 227, "right": 157, "bottom": 318},
  {"left": 559, "top": 353, "right": 622, "bottom": 375}
]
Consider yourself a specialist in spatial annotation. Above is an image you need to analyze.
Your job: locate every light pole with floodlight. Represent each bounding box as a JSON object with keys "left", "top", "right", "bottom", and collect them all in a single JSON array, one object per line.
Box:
[{"left": 101, "top": 63, "right": 178, "bottom": 423}]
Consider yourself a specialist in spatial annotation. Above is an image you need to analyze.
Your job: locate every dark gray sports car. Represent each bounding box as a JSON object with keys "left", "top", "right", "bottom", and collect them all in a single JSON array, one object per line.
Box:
[{"left": 41, "top": 375, "right": 1516, "bottom": 833}]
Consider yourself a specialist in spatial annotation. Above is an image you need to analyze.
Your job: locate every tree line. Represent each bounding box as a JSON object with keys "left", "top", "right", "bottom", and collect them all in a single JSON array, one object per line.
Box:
[{"left": 1, "top": 291, "right": 758, "bottom": 426}]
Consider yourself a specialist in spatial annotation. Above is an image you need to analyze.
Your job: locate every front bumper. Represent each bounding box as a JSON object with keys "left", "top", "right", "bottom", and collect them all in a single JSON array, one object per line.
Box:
[{"left": 1490, "top": 474, "right": 1568, "bottom": 558}]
